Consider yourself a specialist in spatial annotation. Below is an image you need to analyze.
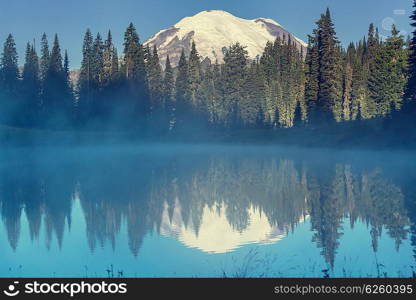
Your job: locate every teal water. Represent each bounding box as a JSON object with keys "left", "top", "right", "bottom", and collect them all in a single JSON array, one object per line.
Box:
[{"left": 0, "top": 145, "right": 415, "bottom": 277}]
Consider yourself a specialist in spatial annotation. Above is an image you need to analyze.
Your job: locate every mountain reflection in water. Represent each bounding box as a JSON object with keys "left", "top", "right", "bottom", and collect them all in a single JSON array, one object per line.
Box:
[{"left": 0, "top": 145, "right": 415, "bottom": 277}]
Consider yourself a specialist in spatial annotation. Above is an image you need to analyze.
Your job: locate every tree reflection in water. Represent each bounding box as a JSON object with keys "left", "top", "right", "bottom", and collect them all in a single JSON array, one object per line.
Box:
[{"left": 0, "top": 146, "right": 414, "bottom": 272}]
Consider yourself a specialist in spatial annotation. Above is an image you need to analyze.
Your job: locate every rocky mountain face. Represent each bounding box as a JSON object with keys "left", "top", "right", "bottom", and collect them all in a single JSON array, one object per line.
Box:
[{"left": 144, "top": 10, "right": 307, "bottom": 67}]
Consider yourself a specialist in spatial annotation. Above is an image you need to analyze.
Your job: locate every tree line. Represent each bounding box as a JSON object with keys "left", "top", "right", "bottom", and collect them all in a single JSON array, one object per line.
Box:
[{"left": 0, "top": 6, "right": 415, "bottom": 134}]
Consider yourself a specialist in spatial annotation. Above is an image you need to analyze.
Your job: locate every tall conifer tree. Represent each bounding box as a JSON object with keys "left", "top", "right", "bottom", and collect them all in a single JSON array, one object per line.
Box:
[
  {"left": 406, "top": 0, "right": 416, "bottom": 101},
  {"left": 175, "top": 49, "right": 189, "bottom": 129},
  {"left": 123, "top": 23, "right": 148, "bottom": 126},
  {"left": 316, "top": 8, "right": 343, "bottom": 122},
  {"left": 1, "top": 34, "right": 19, "bottom": 96},
  {"left": 163, "top": 55, "right": 175, "bottom": 130},
  {"left": 22, "top": 43, "right": 40, "bottom": 126}
]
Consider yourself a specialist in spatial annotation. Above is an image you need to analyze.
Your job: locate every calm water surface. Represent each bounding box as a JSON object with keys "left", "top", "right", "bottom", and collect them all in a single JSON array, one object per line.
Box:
[{"left": 0, "top": 145, "right": 415, "bottom": 277}]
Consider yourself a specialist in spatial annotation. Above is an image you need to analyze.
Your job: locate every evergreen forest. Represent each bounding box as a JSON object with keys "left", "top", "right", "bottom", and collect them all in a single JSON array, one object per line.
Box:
[{"left": 1, "top": 6, "right": 416, "bottom": 144}]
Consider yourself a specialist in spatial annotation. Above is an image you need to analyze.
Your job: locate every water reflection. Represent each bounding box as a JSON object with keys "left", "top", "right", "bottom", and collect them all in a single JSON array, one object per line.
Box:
[{"left": 0, "top": 146, "right": 415, "bottom": 274}]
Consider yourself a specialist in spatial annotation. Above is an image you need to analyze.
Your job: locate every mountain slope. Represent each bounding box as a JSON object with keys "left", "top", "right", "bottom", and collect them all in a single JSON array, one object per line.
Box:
[{"left": 144, "top": 10, "right": 307, "bottom": 67}]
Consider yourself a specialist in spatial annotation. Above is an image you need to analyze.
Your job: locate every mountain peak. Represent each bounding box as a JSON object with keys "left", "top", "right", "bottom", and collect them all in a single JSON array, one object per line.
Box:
[
  {"left": 144, "top": 10, "right": 307, "bottom": 67},
  {"left": 195, "top": 9, "right": 234, "bottom": 16}
]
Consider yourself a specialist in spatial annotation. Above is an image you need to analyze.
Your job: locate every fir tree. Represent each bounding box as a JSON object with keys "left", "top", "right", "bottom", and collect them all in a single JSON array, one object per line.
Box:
[
  {"left": 305, "top": 34, "right": 320, "bottom": 116},
  {"left": 0, "top": 34, "right": 19, "bottom": 96},
  {"left": 123, "top": 23, "right": 148, "bottom": 126},
  {"left": 147, "top": 45, "right": 163, "bottom": 111},
  {"left": 174, "top": 49, "right": 189, "bottom": 129},
  {"left": 101, "top": 30, "right": 117, "bottom": 87},
  {"left": 91, "top": 33, "right": 104, "bottom": 90},
  {"left": 277, "top": 36, "right": 303, "bottom": 127},
  {"left": 367, "top": 23, "right": 379, "bottom": 67},
  {"left": 365, "top": 23, "right": 381, "bottom": 118},
  {"left": 123, "top": 23, "right": 146, "bottom": 84},
  {"left": 294, "top": 44, "right": 307, "bottom": 124},
  {"left": 63, "top": 50, "right": 73, "bottom": 109},
  {"left": 368, "top": 25, "right": 407, "bottom": 116},
  {"left": 39, "top": 33, "right": 50, "bottom": 83},
  {"left": 350, "top": 38, "right": 367, "bottom": 120},
  {"left": 147, "top": 45, "right": 164, "bottom": 129},
  {"left": 187, "top": 41, "right": 202, "bottom": 107},
  {"left": 43, "top": 34, "right": 72, "bottom": 127},
  {"left": 64, "top": 50, "right": 70, "bottom": 82},
  {"left": 77, "top": 29, "right": 94, "bottom": 124},
  {"left": 406, "top": 0, "right": 416, "bottom": 101},
  {"left": 163, "top": 55, "right": 175, "bottom": 130},
  {"left": 90, "top": 33, "right": 104, "bottom": 118},
  {"left": 22, "top": 43, "right": 40, "bottom": 126},
  {"left": 199, "top": 64, "right": 219, "bottom": 126},
  {"left": 211, "top": 60, "right": 224, "bottom": 125},
  {"left": 259, "top": 41, "right": 276, "bottom": 84},
  {"left": 342, "top": 44, "right": 354, "bottom": 121},
  {"left": 111, "top": 47, "right": 119, "bottom": 79},
  {"left": 222, "top": 43, "right": 248, "bottom": 128},
  {"left": 241, "top": 61, "right": 264, "bottom": 127},
  {"left": 316, "top": 8, "right": 343, "bottom": 122}
]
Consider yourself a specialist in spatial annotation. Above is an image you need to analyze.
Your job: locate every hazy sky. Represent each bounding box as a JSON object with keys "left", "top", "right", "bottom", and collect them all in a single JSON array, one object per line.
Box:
[{"left": 0, "top": 0, "right": 413, "bottom": 68}]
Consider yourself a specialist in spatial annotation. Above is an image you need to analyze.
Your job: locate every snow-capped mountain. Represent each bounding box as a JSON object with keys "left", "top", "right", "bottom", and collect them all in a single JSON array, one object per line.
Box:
[
  {"left": 144, "top": 10, "right": 307, "bottom": 67},
  {"left": 159, "top": 201, "right": 288, "bottom": 254}
]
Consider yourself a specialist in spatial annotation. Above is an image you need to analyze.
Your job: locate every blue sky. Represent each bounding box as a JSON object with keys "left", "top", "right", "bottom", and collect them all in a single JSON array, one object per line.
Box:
[{"left": 0, "top": 0, "right": 413, "bottom": 68}]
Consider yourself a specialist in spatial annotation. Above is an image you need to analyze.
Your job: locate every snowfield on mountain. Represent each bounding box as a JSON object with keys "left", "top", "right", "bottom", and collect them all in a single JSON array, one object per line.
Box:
[{"left": 144, "top": 10, "right": 307, "bottom": 66}]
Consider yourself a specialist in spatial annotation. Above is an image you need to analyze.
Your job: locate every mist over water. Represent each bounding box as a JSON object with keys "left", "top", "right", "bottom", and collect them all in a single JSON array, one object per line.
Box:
[{"left": 0, "top": 144, "right": 415, "bottom": 277}]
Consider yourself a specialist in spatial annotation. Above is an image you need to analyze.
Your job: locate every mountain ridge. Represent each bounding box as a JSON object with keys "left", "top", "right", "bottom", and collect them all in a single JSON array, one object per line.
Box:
[{"left": 144, "top": 10, "right": 307, "bottom": 67}]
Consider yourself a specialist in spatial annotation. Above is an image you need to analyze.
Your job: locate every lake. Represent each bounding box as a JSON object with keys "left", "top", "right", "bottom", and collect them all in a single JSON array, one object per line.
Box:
[{"left": 0, "top": 144, "right": 415, "bottom": 278}]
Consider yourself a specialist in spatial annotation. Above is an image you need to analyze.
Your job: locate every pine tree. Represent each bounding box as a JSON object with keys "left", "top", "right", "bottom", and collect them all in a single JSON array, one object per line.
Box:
[
  {"left": 174, "top": 49, "right": 189, "bottom": 129},
  {"left": 64, "top": 50, "right": 71, "bottom": 87},
  {"left": 276, "top": 36, "right": 303, "bottom": 127},
  {"left": 305, "top": 34, "right": 320, "bottom": 116},
  {"left": 294, "top": 44, "right": 307, "bottom": 124},
  {"left": 123, "top": 23, "right": 146, "bottom": 85},
  {"left": 163, "top": 55, "right": 175, "bottom": 130},
  {"left": 123, "top": 23, "right": 148, "bottom": 126},
  {"left": 350, "top": 38, "right": 367, "bottom": 120},
  {"left": 63, "top": 50, "right": 73, "bottom": 111},
  {"left": 368, "top": 25, "right": 407, "bottom": 116},
  {"left": 43, "top": 34, "right": 72, "bottom": 127},
  {"left": 259, "top": 41, "right": 275, "bottom": 84},
  {"left": 342, "top": 44, "right": 354, "bottom": 121},
  {"left": 222, "top": 43, "right": 248, "bottom": 128},
  {"left": 268, "top": 80, "right": 282, "bottom": 127},
  {"left": 91, "top": 33, "right": 104, "bottom": 90},
  {"left": 365, "top": 23, "right": 381, "bottom": 118},
  {"left": 147, "top": 45, "right": 164, "bottom": 129},
  {"left": 111, "top": 47, "right": 119, "bottom": 80},
  {"left": 316, "top": 8, "right": 343, "bottom": 122},
  {"left": 90, "top": 33, "right": 104, "bottom": 118},
  {"left": 101, "top": 30, "right": 117, "bottom": 87},
  {"left": 260, "top": 39, "right": 279, "bottom": 127},
  {"left": 39, "top": 33, "right": 50, "bottom": 84},
  {"left": 77, "top": 29, "right": 94, "bottom": 124},
  {"left": 147, "top": 45, "right": 163, "bottom": 112},
  {"left": 212, "top": 60, "right": 224, "bottom": 126},
  {"left": 386, "top": 26, "right": 408, "bottom": 112},
  {"left": 80, "top": 29, "right": 93, "bottom": 87},
  {"left": 406, "top": 0, "right": 416, "bottom": 101},
  {"left": 367, "top": 23, "right": 378, "bottom": 67},
  {"left": 22, "top": 43, "right": 40, "bottom": 126},
  {"left": 0, "top": 34, "right": 19, "bottom": 96},
  {"left": 49, "top": 34, "right": 63, "bottom": 75},
  {"left": 241, "top": 61, "right": 264, "bottom": 127},
  {"left": 199, "top": 64, "right": 219, "bottom": 126},
  {"left": 187, "top": 41, "right": 202, "bottom": 108}
]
